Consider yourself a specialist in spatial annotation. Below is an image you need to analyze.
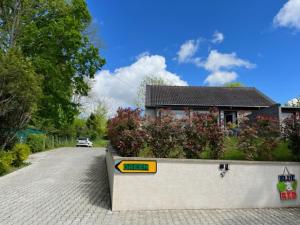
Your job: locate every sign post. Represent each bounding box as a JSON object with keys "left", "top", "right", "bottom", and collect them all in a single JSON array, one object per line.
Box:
[{"left": 115, "top": 160, "right": 157, "bottom": 174}]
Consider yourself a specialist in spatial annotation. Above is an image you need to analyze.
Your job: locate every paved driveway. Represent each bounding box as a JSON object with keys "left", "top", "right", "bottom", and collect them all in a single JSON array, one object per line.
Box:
[{"left": 0, "top": 147, "right": 299, "bottom": 225}]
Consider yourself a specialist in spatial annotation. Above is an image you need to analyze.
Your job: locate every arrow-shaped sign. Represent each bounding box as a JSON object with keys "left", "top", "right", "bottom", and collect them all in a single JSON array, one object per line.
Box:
[{"left": 115, "top": 160, "right": 157, "bottom": 173}]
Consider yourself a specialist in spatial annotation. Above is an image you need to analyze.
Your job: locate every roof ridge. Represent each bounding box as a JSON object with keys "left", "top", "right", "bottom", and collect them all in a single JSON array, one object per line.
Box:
[{"left": 147, "top": 85, "right": 255, "bottom": 89}]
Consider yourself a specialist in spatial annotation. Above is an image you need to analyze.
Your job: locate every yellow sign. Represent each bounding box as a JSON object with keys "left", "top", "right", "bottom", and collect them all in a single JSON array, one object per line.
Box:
[{"left": 115, "top": 160, "right": 157, "bottom": 173}]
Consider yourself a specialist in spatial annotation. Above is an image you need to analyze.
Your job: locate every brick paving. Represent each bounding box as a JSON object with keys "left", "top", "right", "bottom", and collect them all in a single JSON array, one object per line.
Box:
[{"left": 0, "top": 147, "right": 299, "bottom": 225}]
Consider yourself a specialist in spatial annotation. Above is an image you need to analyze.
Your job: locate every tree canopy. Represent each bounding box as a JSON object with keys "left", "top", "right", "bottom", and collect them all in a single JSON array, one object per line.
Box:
[
  {"left": 224, "top": 82, "right": 244, "bottom": 87},
  {"left": 0, "top": 0, "right": 105, "bottom": 148},
  {"left": 0, "top": 49, "right": 41, "bottom": 149},
  {"left": 135, "top": 75, "right": 167, "bottom": 109}
]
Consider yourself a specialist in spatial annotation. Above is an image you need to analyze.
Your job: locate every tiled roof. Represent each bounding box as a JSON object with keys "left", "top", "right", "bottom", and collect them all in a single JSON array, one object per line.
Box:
[{"left": 145, "top": 85, "right": 276, "bottom": 108}]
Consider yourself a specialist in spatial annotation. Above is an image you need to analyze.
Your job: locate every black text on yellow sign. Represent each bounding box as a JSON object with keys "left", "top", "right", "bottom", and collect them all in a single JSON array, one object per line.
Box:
[{"left": 115, "top": 160, "right": 157, "bottom": 173}]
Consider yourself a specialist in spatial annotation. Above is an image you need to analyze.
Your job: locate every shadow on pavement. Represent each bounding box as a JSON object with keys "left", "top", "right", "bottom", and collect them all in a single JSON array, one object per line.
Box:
[{"left": 81, "top": 154, "right": 111, "bottom": 210}]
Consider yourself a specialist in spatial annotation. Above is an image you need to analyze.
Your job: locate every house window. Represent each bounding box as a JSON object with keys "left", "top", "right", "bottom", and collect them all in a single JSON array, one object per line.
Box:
[{"left": 224, "top": 111, "right": 237, "bottom": 127}]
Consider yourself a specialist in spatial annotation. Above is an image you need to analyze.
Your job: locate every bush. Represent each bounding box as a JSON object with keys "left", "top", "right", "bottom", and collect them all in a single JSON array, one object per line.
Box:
[
  {"left": 107, "top": 108, "right": 144, "bottom": 156},
  {"left": 205, "top": 108, "right": 224, "bottom": 159},
  {"left": 12, "top": 144, "right": 31, "bottom": 167},
  {"left": 182, "top": 108, "right": 223, "bottom": 159},
  {"left": 45, "top": 136, "right": 55, "bottom": 150},
  {"left": 0, "top": 151, "right": 15, "bottom": 175},
  {"left": 283, "top": 113, "right": 300, "bottom": 159},
  {"left": 145, "top": 110, "right": 184, "bottom": 158},
  {"left": 26, "top": 134, "right": 45, "bottom": 153},
  {"left": 222, "top": 149, "right": 245, "bottom": 160},
  {"left": 238, "top": 116, "right": 280, "bottom": 160},
  {"left": 182, "top": 112, "right": 209, "bottom": 158},
  {"left": 255, "top": 116, "right": 280, "bottom": 160},
  {"left": 116, "top": 129, "right": 147, "bottom": 157},
  {"left": 272, "top": 142, "right": 294, "bottom": 161}
]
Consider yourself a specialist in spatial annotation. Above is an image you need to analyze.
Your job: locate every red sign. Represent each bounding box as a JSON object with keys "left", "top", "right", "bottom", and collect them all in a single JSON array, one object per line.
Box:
[{"left": 280, "top": 191, "right": 297, "bottom": 200}]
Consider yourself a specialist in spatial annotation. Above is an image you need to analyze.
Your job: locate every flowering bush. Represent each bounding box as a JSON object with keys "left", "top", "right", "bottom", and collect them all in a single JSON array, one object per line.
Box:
[
  {"left": 182, "top": 112, "right": 207, "bottom": 158},
  {"left": 205, "top": 108, "right": 224, "bottom": 159},
  {"left": 107, "top": 108, "right": 144, "bottom": 157},
  {"left": 117, "top": 129, "right": 147, "bottom": 157},
  {"left": 282, "top": 113, "right": 300, "bottom": 159},
  {"left": 182, "top": 108, "right": 223, "bottom": 159},
  {"left": 238, "top": 116, "right": 280, "bottom": 160},
  {"left": 238, "top": 118, "right": 259, "bottom": 160},
  {"left": 145, "top": 110, "right": 184, "bottom": 158},
  {"left": 255, "top": 116, "right": 280, "bottom": 160}
]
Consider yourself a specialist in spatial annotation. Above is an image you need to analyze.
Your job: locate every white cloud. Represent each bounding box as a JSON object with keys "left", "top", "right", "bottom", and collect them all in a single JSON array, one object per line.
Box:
[
  {"left": 274, "top": 0, "right": 300, "bottom": 30},
  {"left": 84, "top": 54, "right": 188, "bottom": 116},
  {"left": 176, "top": 39, "right": 200, "bottom": 63},
  {"left": 204, "top": 71, "right": 237, "bottom": 86},
  {"left": 203, "top": 50, "right": 255, "bottom": 71},
  {"left": 287, "top": 97, "right": 300, "bottom": 106},
  {"left": 200, "top": 50, "right": 255, "bottom": 86},
  {"left": 211, "top": 31, "right": 224, "bottom": 44},
  {"left": 135, "top": 51, "right": 150, "bottom": 60}
]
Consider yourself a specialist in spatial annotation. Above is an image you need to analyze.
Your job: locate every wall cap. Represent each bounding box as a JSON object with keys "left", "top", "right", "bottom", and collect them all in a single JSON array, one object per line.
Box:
[{"left": 107, "top": 146, "right": 300, "bottom": 166}]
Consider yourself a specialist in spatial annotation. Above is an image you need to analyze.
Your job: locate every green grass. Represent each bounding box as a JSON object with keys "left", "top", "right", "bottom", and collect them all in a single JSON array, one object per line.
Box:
[
  {"left": 0, "top": 162, "right": 31, "bottom": 177},
  {"left": 272, "top": 142, "right": 294, "bottom": 161},
  {"left": 93, "top": 139, "right": 109, "bottom": 147},
  {"left": 113, "top": 136, "right": 297, "bottom": 161},
  {"left": 221, "top": 137, "right": 246, "bottom": 160}
]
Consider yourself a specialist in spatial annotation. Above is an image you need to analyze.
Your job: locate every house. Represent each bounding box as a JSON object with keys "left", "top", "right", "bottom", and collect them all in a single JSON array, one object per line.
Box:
[{"left": 145, "top": 85, "right": 300, "bottom": 127}]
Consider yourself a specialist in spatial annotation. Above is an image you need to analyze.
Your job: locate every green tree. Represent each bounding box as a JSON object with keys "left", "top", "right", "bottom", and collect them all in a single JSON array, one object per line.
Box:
[
  {"left": 0, "top": 0, "right": 105, "bottom": 132},
  {"left": 224, "top": 82, "right": 244, "bottom": 87},
  {"left": 0, "top": 49, "right": 41, "bottom": 150},
  {"left": 135, "top": 75, "right": 166, "bottom": 108},
  {"left": 86, "top": 105, "right": 107, "bottom": 140},
  {"left": 73, "top": 117, "right": 88, "bottom": 138}
]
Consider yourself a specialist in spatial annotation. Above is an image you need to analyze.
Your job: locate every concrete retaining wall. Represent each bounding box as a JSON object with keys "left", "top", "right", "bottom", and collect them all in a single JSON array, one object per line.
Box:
[{"left": 106, "top": 149, "right": 300, "bottom": 211}]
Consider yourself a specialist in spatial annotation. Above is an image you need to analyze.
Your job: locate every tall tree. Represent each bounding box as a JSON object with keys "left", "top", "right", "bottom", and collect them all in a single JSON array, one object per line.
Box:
[
  {"left": 0, "top": 49, "right": 41, "bottom": 150},
  {"left": 135, "top": 75, "right": 166, "bottom": 109},
  {"left": 0, "top": 0, "right": 105, "bottom": 132},
  {"left": 86, "top": 104, "right": 107, "bottom": 140}
]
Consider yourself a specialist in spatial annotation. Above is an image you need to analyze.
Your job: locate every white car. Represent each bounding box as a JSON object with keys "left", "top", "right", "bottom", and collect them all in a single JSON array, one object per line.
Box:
[{"left": 76, "top": 137, "right": 93, "bottom": 147}]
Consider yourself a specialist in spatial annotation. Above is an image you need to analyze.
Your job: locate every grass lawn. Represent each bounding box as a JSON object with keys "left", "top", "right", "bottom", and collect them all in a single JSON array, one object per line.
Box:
[
  {"left": 93, "top": 139, "right": 109, "bottom": 147},
  {"left": 139, "top": 137, "right": 296, "bottom": 161},
  {"left": 222, "top": 137, "right": 294, "bottom": 161}
]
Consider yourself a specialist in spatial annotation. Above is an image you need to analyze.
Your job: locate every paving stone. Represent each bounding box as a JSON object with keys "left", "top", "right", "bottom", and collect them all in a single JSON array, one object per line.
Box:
[{"left": 0, "top": 147, "right": 300, "bottom": 225}]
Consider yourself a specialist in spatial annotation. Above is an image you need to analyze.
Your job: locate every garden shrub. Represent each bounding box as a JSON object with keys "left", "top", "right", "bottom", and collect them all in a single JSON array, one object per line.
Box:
[
  {"left": 272, "top": 142, "right": 294, "bottom": 161},
  {"left": 222, "top": 137, "right": 245, "bottom": 160},
  {"left": 222, "top": 149, "right": 245, "bottom": 160},
  {"left": 138, "top": 146, "right": 154, "bottom": 158},
  {"left": 238, "top": 116, "right": 280, "bottom": 160},
  {"left": 107, "top": 108, "right": 144, "bottom": 156},
  {"left": 116, "top": 129, "right": 147, "bottom": 157},
  {"left": 283, "top": 113, "right": 300, "bottom": 159},
  {"left": 182, "top": 112, "right": 209, "bottom": 158},
  {"left": 0, "top": 151, "right": 15, "bottom": 175},
  {"left": 45, "top": 136, "right": 55, "bottom": 150},
  {"left": 255, "top": 116, "right": 280, "bottom": 160},
  {"left": 205, "top": 108, "right": 224, "bottom": 159},
  {"left": 12, "top": 144, "right": 31, "bottom": 167},
  {"left": 26, "top": 134, "right": 46, "bottom": 153},
  {"left": 182, "top": 108, "right": 223, "bottom": 159},
  {"left": 168, "top": 146, "right": 185, "bottom": 158},
  {"left": 238, "top": 118, "right": 259, "bottom": 160},
  {"left": 145, "top": 110, "right": 184, "bottom": 158}
]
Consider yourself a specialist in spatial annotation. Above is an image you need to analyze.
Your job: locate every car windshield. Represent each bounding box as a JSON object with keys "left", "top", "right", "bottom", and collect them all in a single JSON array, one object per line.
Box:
[{"left": 78, "top": 138, "right": 88, "bottom": 141}]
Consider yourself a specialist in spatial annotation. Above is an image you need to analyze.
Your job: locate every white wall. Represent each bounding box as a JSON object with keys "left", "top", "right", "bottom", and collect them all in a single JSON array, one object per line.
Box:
[{"left": 107, "top": 150, "right": 300, "bottom": 211}]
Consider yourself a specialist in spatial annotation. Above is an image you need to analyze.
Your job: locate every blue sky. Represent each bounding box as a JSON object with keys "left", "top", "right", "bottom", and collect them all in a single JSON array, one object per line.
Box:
[{"left": 85, "top": 0, "right": 300, "bottom": 114}]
